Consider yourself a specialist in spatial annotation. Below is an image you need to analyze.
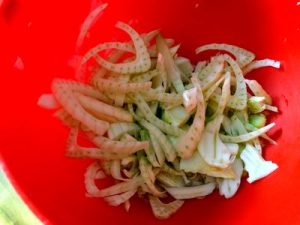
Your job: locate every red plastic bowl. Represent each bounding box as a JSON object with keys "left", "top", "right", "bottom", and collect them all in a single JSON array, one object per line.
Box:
[{"left": 1, "top": 0, "right": 300, "bottom": 224}]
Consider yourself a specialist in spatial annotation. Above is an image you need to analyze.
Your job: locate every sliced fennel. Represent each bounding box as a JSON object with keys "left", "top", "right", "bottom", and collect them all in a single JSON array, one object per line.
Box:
[
  {"left": 182, "top": 87, "right": 197, "bottom": 112},
  {"left": 198, "top": 115, "right": 238, "bottom": 168},
  {"left": 162, "top": 105, "right": 191, "bottom": 127},
  {"left": 240, "top": 144, "right": 278, "bottom": 183},
  {"left": 217, "top": 158, "right": 243, "bottom": 198},
  {"left": 180, "top": 151, "right": 236, "bottom": 179},
  {"left": 42, "top": 18, "right": 281, "bottom": 219}
]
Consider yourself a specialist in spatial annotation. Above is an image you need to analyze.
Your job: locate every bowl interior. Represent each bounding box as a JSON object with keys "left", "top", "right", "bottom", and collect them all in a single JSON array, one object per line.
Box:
[{"left": 1, "top": 0, "right": 300, "bottom": 225}]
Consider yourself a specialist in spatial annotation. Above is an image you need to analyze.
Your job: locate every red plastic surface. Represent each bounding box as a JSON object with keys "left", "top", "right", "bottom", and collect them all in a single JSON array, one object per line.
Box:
[{"left": 0, "top": 0, "right": 300, "bottom": 224}]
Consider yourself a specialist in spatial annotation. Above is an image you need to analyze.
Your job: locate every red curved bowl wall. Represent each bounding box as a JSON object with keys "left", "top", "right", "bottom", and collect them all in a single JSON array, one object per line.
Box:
[{"left": 0, "top": 0, "right": 300, "bottom": 224}]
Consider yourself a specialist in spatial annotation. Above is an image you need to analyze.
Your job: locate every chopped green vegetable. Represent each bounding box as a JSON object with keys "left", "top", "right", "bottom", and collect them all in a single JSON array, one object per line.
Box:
[
  {"left": 247, "top": 96, "right": 266, "bottom": 113},
  {"left": 249, "top": 113, "right": 267, "bottom": 128}
]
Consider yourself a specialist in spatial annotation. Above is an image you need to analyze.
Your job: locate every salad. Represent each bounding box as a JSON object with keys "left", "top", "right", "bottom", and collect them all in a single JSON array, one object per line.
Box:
[{"left": 38, "top": 3, "right": 280, "bottom": 219}]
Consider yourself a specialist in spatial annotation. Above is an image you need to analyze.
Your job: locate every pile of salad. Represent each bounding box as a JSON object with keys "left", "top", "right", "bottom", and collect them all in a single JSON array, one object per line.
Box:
[{"left": 39, "top": 3, "right": 280, "bottom": 219}]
